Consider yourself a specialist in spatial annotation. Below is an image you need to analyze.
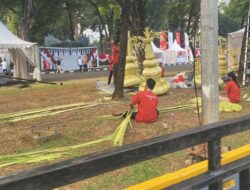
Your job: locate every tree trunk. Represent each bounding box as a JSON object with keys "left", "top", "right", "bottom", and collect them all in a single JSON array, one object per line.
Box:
[
  {"left": 130, "top": 0, "right": 145, "bottom": 36},
  {"left": 190, "top": 13, "right": 200, "bottom": 36},
  {"left": 87, "top": 0, "right": 109, "bottom": 41},
  {"left": 106, "top": 14, "right": 114, "bottom": 40},
  {"left": 112, "top": 0, "right": 130, "bottom": 99},
  {"left": 180, "top": 15, "right": 185, "bottom": 48},
  {"left": 21, "top": 0, "right": 34, "bottom": 41},
  {"left": 130, "top": 0, "right": 145, "bottom": 74},
  {"left": 99, "top": 25, "right": 103, "bottom": 52},
  {"left": 65, "top": 1, "right": 75, "bottom": 41},
  {"left": 186, "top": 0, "right": 197, "bottom": 35}
]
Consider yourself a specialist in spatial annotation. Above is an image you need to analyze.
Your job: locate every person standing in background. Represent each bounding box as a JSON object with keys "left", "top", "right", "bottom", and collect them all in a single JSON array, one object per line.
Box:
[
  {"left": 0, "top": 60, "right": 6, "bottom": 85},
  {"left": 83, "top": 55, "right": 88, "bottom": 72},
  {"left": 112, "top": 40, "right": 119, "bottom": 85},
  {"left": 44, "top": 58, "right": 50, "bottom": 74},
  {"left": 77, "top": 56, "right": 83, "bottom": 72},
  {"left": 2, "top": 59, "right": 8, "bottom": 75},
  {"left": 56, "top": 57, "right": 63, "bottom": 74},
  {"left": 0, "top": 59, "right": 3, "bottom": 74},
  {"left": 108, "top": 54, "right": 113, "bottom": 85}
]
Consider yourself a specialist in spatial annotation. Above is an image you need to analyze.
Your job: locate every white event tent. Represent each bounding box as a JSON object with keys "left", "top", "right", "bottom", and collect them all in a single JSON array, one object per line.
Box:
[
  {"left": 0, "top": 21, "right": 41, "bottom": 80},
  {"left": 164, "top": 40, "right": 188, "bottom": 65},
  {"left": 228, "top": 28, "right": 245, "bottom": 67},
  {"left": 151, "top": 41, "right": 164, "bottom": 63}
]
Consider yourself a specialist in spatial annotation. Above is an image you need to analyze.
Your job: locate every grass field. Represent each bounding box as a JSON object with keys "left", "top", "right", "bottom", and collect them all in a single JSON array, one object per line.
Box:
[{"left": 0, "top": 77, "right": 249, "bottom": 190}]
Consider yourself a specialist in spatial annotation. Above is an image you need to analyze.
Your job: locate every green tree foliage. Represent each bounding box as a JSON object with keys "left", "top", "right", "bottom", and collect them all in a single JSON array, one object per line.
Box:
[
  {"left": 218, "top": 12, "right": 241, "bottom": 37},
  {"left": 0, "top": 0, "right": 100, "bottom": 43},
  {"left": 4, "top": 0, "right": 248, "bottom": 45},
  {"left": 167, "top": 0, "right": 200, "bottom": 35},
  {"left": 223, "top": 0, "right": 249, "bottom": 27},
  {"left": 218, "top": 0, "right": 249, "bottom": 36},
  {"left": 144, "top": 0, "right": 168, "bottom": 31}
]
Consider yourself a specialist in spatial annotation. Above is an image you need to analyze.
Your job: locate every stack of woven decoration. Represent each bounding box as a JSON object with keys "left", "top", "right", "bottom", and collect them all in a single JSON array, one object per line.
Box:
[
  {"left": 124, "top": 31, "right": 141, "bottom": 88},
  {"left": 218, "top": 54, "right": 228, "bottom": 76},
  {"left": 193, "top": 57, "right": 224, "bottom": 88},
  {"left": 139, "top": 28, "right": 170, "bottom": 95}
]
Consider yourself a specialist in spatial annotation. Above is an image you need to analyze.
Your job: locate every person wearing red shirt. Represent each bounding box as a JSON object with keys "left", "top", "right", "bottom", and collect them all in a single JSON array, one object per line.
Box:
[
  {"left": 107, "top": 54, "right": 113, "bottom": 85},
  {"left": 222, "top": 71, "right": 240, "bottom": 103},
  {"left": 129, "top": 78, "right": 159, "bottom": 123},
  {"left": 112, "top": 40, "right": 119, "bottom": 85}
]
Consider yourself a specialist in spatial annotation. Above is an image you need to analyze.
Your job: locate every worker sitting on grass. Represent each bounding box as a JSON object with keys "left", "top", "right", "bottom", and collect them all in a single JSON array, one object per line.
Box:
[
  {"left": 130, "top": 78, "right": 159, "bottom": 123},
  {"left": 112, "top": 78, "right": 159, "bottom": 123},
  {"left": 220, "top": 71, "right": 240, "bottom": 103}
]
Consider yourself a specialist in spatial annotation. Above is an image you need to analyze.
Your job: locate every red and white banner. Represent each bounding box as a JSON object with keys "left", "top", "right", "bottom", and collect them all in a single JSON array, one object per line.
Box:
[{"left": 99, "top": 53, "right": 109, "bottom": 62}]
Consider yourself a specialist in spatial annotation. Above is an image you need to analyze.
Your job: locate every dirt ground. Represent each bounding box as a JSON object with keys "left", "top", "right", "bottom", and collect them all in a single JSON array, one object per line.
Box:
[{"left": 0, "top": 74, "right": 249, "bottom": 189}]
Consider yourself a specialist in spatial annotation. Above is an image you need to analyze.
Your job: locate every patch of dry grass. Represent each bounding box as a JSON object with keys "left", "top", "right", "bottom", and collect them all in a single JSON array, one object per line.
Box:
[{"left": 0, "top": 79, "right": 249, "bottom": 189}]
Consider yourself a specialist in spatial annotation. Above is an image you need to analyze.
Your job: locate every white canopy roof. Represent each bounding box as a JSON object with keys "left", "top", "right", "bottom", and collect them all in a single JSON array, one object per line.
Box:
[
  {"left": 0, "top": 21, "right": 36, "bottom": 49},
  {"left": 151, "top": 41, "right": 164, "bottom": 53},
  {"left": 228, "top": 28, "right": 245, "bottom": 38}
]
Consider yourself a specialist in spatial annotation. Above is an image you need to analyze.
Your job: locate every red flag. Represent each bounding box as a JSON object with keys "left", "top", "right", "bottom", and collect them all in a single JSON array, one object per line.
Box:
[
  {"left": 160, "top": 32, "right": 167, "bottom": 50},
  {"left": 176, "top": 32, "right": 181, "bottom": 45}
]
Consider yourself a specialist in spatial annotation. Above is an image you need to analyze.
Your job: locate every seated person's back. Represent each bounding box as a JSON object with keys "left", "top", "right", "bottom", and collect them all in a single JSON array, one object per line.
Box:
[{"left": 130, "top": 78, "right": 158, "bottom": 123}]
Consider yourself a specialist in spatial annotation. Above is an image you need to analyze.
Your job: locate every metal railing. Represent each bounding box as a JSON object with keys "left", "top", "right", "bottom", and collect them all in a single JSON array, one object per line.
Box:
[{"left": 0, "top": 115, "right": 250, "bottom": 190}]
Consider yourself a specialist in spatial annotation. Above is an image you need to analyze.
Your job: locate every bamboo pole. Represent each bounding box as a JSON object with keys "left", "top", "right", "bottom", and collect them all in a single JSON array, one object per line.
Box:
[{"left": 0, "top": 75, "right": 56, "bottom": 85}]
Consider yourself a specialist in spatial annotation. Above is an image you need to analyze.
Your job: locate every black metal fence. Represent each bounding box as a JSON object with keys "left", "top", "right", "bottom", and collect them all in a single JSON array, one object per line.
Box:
[{"left": 0, "top": 115, "right": 250, "bottom": 190}]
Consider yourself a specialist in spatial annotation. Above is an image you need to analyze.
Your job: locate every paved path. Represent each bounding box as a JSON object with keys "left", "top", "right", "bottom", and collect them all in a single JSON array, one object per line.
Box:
[
  {"left": 42, "top": 64, "right": 193, "bottom": 82},
  {"left": 1, "top": 64, "right": 193, "bottom": 85}
]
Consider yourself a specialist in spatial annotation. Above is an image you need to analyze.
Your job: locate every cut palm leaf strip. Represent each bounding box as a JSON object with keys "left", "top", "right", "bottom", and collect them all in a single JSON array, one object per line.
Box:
[
  {"left": 0, "top": 109, "right": 134, "bottom": 168},
  {"left": 99, "top": 104, "right": 198, "bottom": 120},
  {"left": 243, "top": 94, "right": 248, "bottom": 100},
  {"left": 0, "top": 103, "right": 99, "bottom": 124},
  {"left": 0, "top": 102, "right": 88, "bottom": 119},
  {"left": 113, "top": 109, "right": 134, "bottom": 146},
  {"left": 99, "top": 111, "right": 127, "bottom": 120},
  {"left": 0, "top": 135, "right": 114, "bottom": 168},
  {"left": 3, "top": 104, "right": 98, "bottom": 123}
]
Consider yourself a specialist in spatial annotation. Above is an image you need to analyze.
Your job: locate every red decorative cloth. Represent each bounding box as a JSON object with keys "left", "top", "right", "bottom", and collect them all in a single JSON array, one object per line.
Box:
[
  {"left": 99, "top": 53, "right": 106, "bottom": 59},
  {"left": 172, "top": 75, "right": 184, "bottom": 83}
]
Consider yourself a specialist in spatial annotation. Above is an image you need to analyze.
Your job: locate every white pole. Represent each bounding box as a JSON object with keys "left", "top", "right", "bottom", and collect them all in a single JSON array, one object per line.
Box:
[{"left": 201, "top": 0, "right": 219, "bottom": 124}]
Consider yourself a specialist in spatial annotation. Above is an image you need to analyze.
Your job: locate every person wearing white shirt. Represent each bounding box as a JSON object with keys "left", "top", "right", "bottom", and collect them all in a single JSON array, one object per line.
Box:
[
  {"left": 2, "top": 59, "right": 7, "bottom": 75},
  {"left": 0, "top": 62, "right": 6, "bottom": 85},
  {"left": 77, "top": 56, "right": 83, "bottom": 72},
  {"left": 0, "top": 62, "right": 3, "bottom": 74}
]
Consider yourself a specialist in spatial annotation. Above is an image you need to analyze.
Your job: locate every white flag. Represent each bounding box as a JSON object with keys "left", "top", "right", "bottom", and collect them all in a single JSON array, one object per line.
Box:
[
  {"left": 168, "top": 32, "right": 173, "bottom": 48},
  {"left": 184, "top": 33, "right": 189, "bottom": 49}
]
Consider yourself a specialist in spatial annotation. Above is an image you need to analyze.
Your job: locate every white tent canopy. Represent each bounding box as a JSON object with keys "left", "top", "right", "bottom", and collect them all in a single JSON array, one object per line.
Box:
[
  {"left": 228, "top": 28, "right": 245, "bottom": 67},
  {"left": 228, "top": 28, "right": 245, "bottom": 38},
  {"left": 151, "top": 41, "right": 164, "bottom": 53},
  {"left": 0, "top": 21, "right": 41, "bottom": 80},
  {"left": 151, "top": 41, "right": 164, "bottom": 63},
  {"left": 164, "top": 40, "right": 188, "bottom": 65},
  {"left": 168, "top": 40, "right": 186, "bottom": 51}
]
